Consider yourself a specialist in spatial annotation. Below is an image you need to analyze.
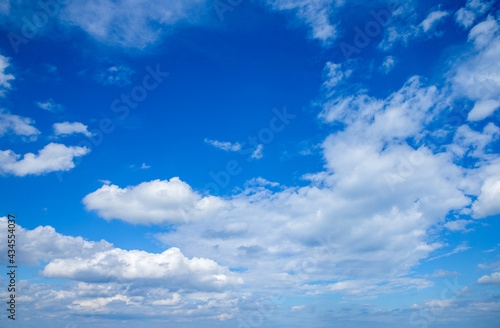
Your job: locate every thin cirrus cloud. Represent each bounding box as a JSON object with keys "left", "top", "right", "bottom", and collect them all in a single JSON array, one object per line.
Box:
[
  {"left": 0, "top": 143, "right": 90, "bottom": 176},
  {"left": 53, "top": 122, "right": 93, "bottom": 137},
  {"left": 204, "top": 138, "right": 242, "bottom": 151}
]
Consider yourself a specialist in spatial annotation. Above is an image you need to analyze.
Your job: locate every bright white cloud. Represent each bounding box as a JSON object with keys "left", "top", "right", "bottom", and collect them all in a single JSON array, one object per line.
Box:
[
  {"left": 472, "top": 175, "right": 500, "bottom": 218},
  {"left": 53, "top": 122, "right": 93, "bottom": 137},
  {"left": 42, "top": 247, "right": 242, "bottom": 291},
  {"left": 451, "top": 16, "right": 500, "bottom": 120},
  {"left": 420, "top": 11, "right": 449, "bottom": 33},
  {"left": 0, "top": 111, "right": 40, "bottom": 138},
  {"left": 83, "top": 178, "right": 226, "bottom": 224},
  {"left": 0, "top": 54, "right": 14, "bottom": 96},
  {"left": 0, "top": 217, "right": 112, "bottom": 266},
  {"left": 204, "top": 138, "right": 241, "bottom": 151},
  {"left": 60, "top": 0, "right": 207, "bottom": 49},
  {"left": 0, "top": 143, "right": 90, "bottom": 176},
  {"left": 477, "top": 271, "right": 500, "bottom": 284},
  {"left": 251, "top": 144, "right": 264, "bottom": 159},
  {"left": 35, "top": 98, "right": 64, "bottom": 112}
]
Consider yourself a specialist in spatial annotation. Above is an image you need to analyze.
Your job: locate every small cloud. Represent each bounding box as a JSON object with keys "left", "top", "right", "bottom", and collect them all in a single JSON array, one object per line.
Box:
[
  {"left": 141, "top": 163, "right": 151, "bottom": 169},
  {"left": 246, "top": 177, "right": 279, "bottom": 188},
  {"left": 381, "top": 56, "right": 396, "bottom": 74},
  {"left": 204, "top": 138, "right": 241, "bottom": 151},
  {"left": 99, "top": 179, "right": 111, "bottom": 185},
  {"left": 427, "top": 242, "right": 471, "bottom": 261},
  {"left": 35, "top": 99, "right": 64, "bottom": 112},
  {"left": 290, "top": 305, "right": 307, "bottom": 313},
  {"left": 97, "top": 65, "right": 134, "bottom": 87},
  {"left": 444, "top": 219, "right": 475, "bottom": 232},
  {"left": 423, "top": 269, "right": 460, "bottom": 279},
  {"left": 420, "top": 11, "right": 449, "bottom": 33},
  {"left": 53, "top": 122, "right": 93, "bottom": 137},
  {"left": 251, "top": 144, "right": 264, "bottom": 159}
]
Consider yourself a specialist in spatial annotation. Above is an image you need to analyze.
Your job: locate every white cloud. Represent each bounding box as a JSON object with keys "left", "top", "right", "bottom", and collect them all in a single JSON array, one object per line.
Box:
[
  {"left": 427, "top": 243, "right": 471, "bottom": 261},
  {"left": 97, "top": 65, "right": 134, "bottom": 86},
  {"left": 444, "top": 219, "right": 475, "bottom": 232},
  {"left": 420, "top": 11, "right": 449, "bottom": 33},
  {"left": 0, "top": 143, "right": 90, "bottom": 176},
  {"left": 0, "top": 54, "right": 14, "bottom": 96},
  {"left": 468, "top": 15, "right": 500, "bottom": 49},
  {"left": 83, "top": 178, "right": 226, "bottom": 224},
  {"left": 381, "top": 56, "right": 396, "bottom": 74},
  {"left": 251, "top": 144, "right": 264, "bottom": 159},
  {"left": 0, "top": 111, "right": 40, "bottom": 139},
  {"left": 423, "top": 269, "right": 459, "bottom": 278},
  {"left": 322, "top": 61, "right": 350, "bottom": 89},
  {"left": 35, "top": 98, "right": 64, "bottom": 112},
  {"left": 449, "top": 123, "right": 500, "bottom": 158},
  {"left": 140, "top": 163, "right": 150, "bottom": 169},
  {"left": 477, "top": 271, "right": 500, "bottom": 284},
  {"left": 60, "top": 0, "right": 207, "bottom": 49},
  {"left": 455, "top": 0, "right": 493, "bottom": 29},
  {"left": 468, "top": 99, "right": 500, "bottom": 121},
  {"left": 53, "top": 122, "right": 93, "bottom": 137},
  {"left": 204, "top": 138, "right": 241, "bottom": 151},
  {"left": 0, "top": 217, "right": 112, "bottom": 266},
  {"left": 472, "top": 175, "right": 500, "bottom": 218},
  {"left": 42, "top": 247, "right": 242, "bottom": 291},
  {"left": 451, "top": 16, "right": 500, "bottom": 120},
  {"left": 265, "top": 0, "right": 341, "bottom": 45}
]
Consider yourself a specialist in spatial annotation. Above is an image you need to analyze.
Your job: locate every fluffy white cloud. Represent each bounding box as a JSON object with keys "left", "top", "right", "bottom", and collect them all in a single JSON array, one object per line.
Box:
[
  {"left": 0, "top": 54, "right": 14, "bottom": 96},
  {"left": 455, "top": 0, "right": 493, "bottom": 29},
  {"left": 83, "top": 178, "right": 226, "bottom": 224},
  {"left": 0, "top": 110, "right": 40, "bottom": 138},
  {"left": 0, "top": 143, "right": 90, "bottom": 176},
  {"left": 60, "top": 0, "right": 207, "bottom": 49},
  {"left": 204, "top": 138, "right": 241, "bottom": 151},
  {"left": 35, "top": 98, "right": 64, "bottom": 112},
  {"left": 0, "top": 217, "right": 113, "bottom": 266},
  {"left": 42, "top": 247, "right": 242, "bottom": 291},
  {"left": 477, "top": 271, "right": 500, "bottom": 284},
  {"left": 53, "top": 122, "right": 93, "bottom": 137},
  {"left": 472, "top": 175, "right": 500, "bottom": 218},
  {"left": 420, "top": 11, "right": 449, "bottom": 33}
]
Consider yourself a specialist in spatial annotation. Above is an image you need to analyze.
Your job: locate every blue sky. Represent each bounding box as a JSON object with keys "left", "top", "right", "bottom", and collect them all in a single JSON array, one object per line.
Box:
[{"left": 0, "top": 0, "right": 500, "bottom": 327}]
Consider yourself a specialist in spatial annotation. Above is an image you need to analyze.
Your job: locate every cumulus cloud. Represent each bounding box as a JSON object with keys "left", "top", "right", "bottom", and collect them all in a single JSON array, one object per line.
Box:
[
  {"left": 42, "top": 247, "right": 242, "bottom": 291},
  {"left": 477, "top": 271, "right": 500, "bottom": 284},
  {"left": 0, "top": 111, "right": 40, "bottom": 139},
  {"left": 83, "top": 178, "right": 226, "bottom": 224},
  {"left": 53, "top": 122, "right": 93, "bottom": 137},
  {"left": 0, "top": 143, "right": 90, "bottom": 176},
  {"left": 451, "top": 16, "right": 500, "bottom": 120},
  {"left": 0, "top": 54, "right": 14, "bottom": 96},
  {"left": 0, "top": 217, "right": 112, "bottom": 266},
  {"left": 472, "top": 176, "right": 500, "bottom": 218},
  {"left": 35, "top": 98, "right": 64, "bottom": 112}
]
